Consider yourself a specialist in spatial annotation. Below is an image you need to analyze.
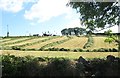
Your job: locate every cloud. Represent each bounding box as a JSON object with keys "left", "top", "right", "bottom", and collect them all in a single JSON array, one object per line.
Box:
[
  {"left": 24, "top": 0, "right": 71, "bottom": 22},
  {"left": 0, "top": 0, "right": 37, "bottom": 13},
  {"left": 65, "top": 19, "right": 83, "bottom": 28},
  {"left": 30, "top": 22, "right": 36, "bottom": 26}
]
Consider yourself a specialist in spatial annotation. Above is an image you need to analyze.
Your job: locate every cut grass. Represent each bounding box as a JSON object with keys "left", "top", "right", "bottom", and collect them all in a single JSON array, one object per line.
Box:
[
  {"left": 1, "top": 36, "right": 118, "bottom": 51},
  {"left": 41, "top": 36, "right": 73, "bottom": 49},
  {"left": 88, "top": 36, "right": 118, "bottom": 50},
  {"left": 24, "top": 36, "right": 68, "bottom": 49},
  {"left": 0, "top": 38, "right": 12, "bottom": 42},
  {"left": 18, "top": 36, "right": 59, "bottom": 48},
  {"left": 52, "top": 36, "right": 88, "bottom": 49},
  {"left": 8, "top": 37, "right": 49, "bottom": 47},
  {"left": 1, "top": 37, "right": 31, "bottom": 46},
  {"left": 1, "top": 50, "right": 119, "bottom": 59}
]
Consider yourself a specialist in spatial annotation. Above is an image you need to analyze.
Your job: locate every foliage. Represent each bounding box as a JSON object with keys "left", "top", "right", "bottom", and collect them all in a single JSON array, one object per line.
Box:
[
  {"left": 104, "top": 30, "right": 120, "bottom": 51},
  {"left": 1, "top": 36, "right": 118, "bottom": 52},
  {"left": 67, "top": 2, "right": 119, "bottom": 32},
  {"left": 61, "top": 27, "right": 86, "bottom": 36},
  {"left": 2, "top": 55, "right": 120, "bottom": 77},
  {"left": 73, "top": 48, "right": 83, "bottom": 52},
  {"left": 11, "top": 46, "right": 21, "bottom": 50},
  {"left": 83, "top": 36, "right": 94, "bottom": 49}
]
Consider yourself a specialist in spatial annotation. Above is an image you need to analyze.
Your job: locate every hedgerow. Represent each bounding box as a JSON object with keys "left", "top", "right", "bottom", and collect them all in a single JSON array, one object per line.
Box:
[{"left": 2, "top": 55, "right": 120, "bottom": 77}]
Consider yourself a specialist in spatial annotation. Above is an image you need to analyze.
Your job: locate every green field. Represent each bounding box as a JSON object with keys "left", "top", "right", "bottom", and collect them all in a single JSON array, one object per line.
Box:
[
  {"left": 1, "top": 36, "right": 119, "bottom": 77},
  {"left": 1, "top": 36, "right": 118, "bottom": 50},
  {"left": 1, "top": 36, "right": 119, "bottom": 59},
  {"left": 1, "top": 50, "right": 119, "bottom": 59}
]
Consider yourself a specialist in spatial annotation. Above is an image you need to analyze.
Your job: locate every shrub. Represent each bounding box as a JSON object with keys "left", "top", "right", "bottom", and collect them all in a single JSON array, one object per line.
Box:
[
  {"left": 2, "top": 55, "right": 120, "bottom": 77},
  {"left": 92, "top": 49, "right": 97, "bottom": 52},
  {"left": 112, "top": 48, "right": 118, "bottom": 52},
  {"left": 47, "top": 48, "right": 59, "bottom": 51},
  {"left": 73, "top": 49, "right": 83, "bottom": 52},
  {"left": 11, "top": 46, "right": 21, "bottom": 50},
  {"left": 83, "top": 36, "right": 94, "bottom": 49},
  {"left": 78, "top": 48, "right": 83, "bottom": 52},
  {"left": 59, "top": 48, "right": 70, "bottom": 51},
  {"left": 44, "top": 58, "right": 76, "bottom": 76},
  {"left": 73, "top": 49, "right": 78, "bottom": 52},
  {"left": 39, "top": 48, "right": 44, "bottom": 51}
]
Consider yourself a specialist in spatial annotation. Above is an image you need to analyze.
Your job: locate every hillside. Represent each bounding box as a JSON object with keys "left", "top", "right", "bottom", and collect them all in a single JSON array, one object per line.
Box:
[{"left": 0, "top": 36, "right": 118, "bottom": 52}]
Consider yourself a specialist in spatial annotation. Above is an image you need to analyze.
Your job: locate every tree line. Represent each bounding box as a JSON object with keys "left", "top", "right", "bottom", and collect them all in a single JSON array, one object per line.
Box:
[{"left": 61, "top": 27, "right": 86, "bottom": 36}]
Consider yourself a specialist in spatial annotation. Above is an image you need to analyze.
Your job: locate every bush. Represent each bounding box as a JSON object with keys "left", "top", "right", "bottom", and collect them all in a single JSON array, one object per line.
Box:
[
  {"left": 73, "top": 49, "right": 83, "bottom": 52},
  {"left": 78, "top": 48, "right": 83, "bottom": 52},
  {"left": 11, "top": 46, "right": 21, "bottom": 50},
  {"left": 112, "top": 48, "right": 118, "bottom": 52},
  {"left": 73, "top": 49, "right": 78, "bottom": 52},
  {"left": 98, "top": 48, "right": 106, "bottom": 52},
  {"left": 39, "top": 48, "right": 44, "bottom": 51},
  {"left": 2, "top": 55, "right": 120, "bottom": 77},
  {"left": 59, "top": 48, "right": 70, "bottom": 51},
  {"left": 47, "top": 48, "right": 59, "bottom": 51},
  {"left": 83, "top": 36, "right": 94, "bottom": 49},
  {"left": 97, "top": 48, "right": 118, "bottom": 52},
  {"left": 44, "top": 58, "right": 76, "bottom": 76}
]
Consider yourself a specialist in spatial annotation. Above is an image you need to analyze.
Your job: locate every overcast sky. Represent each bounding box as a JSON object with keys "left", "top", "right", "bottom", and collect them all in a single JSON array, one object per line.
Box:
[{"left": 0, "top": 0, "right": 119, "bottom": 36}]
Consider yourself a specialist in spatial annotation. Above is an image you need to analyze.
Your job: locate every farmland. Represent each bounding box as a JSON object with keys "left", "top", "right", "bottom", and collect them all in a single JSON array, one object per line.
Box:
[
  {"left": 1, "top": 36, "right": 118, "bottom": 50},
  {"left": 1, "top": 50, "right": 119, "bottom": 59},
  {"left": 1, "top": 35, "right": 119, "bottom": 57},
  {"left": 1, "top": 36, "right": 119, "bottom": 77},
  {"left": 49, "top": 36, "right": 88, "bottom": 49}
]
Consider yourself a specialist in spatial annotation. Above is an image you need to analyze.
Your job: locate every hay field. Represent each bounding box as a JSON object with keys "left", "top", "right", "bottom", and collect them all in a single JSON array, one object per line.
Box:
[
  {"left": 1, "top": 50, "right": 119, "bottom": 59},
  {"left": 24, "top": 36, "right": 68, "bottom": 49},
  {"left": 7, "top": 37, "right": 49, "bottom": 47},
  {"left": 50, "top": 36, "right": 88, "bottom": 49},
  {"left": 88, "top": 37, "right": 118, "bottom": 50},
  {"left": 1, "top": 37, "right": 29, "bottom": 45},
  {"left": 0, "top": 38, "right": 12, "bottom": 42},
  {"left": 1, "top": 36, "right": 118, "bottom": 50}
]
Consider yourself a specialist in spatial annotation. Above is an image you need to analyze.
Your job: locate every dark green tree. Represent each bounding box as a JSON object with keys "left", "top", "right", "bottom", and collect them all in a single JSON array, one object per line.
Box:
[
  {"left": 61, "top": 28, "right": 68, "bottom": 35},
  {"left": 67, "top": 2, "right": 119, "bottom": 30},
  {"left": 67, "top": 1, "right": 120, "bottom": 51}
]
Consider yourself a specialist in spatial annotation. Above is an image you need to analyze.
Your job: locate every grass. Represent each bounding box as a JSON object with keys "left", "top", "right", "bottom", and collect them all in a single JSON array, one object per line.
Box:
[
  {"left": 1, "top": 37, "right": 31, "bottom": 46},
  {"left": 1, "top": 50, "right": 119, "bottom": 59},
  {"left": 52, "top": 36, "right": 88, "bottom": 49},
  {"left": 1, "top": 36, "right": 118, "bottom": 51},
  {"left": 24, "top": 36, "right": 68, "bottom": 49},
  {"left": 0, "top": 38, "right": 12, "bottom": 42},
  {"left": 42, "top": 36, "right": 73, "bottom": 49},
  {"left": 8, "top": 37, "right": 48, "bottom": 47},
  {"left": 88, "top": 36, "right": 118, "bottom": 50}
]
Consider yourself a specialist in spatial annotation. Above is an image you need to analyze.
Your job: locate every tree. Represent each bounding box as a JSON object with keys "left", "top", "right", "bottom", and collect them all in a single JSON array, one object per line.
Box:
[
  {"left": 67, "top": 1, "right": 120, "bottom": 51},
  {"left": 61, "top": 27, "right": 86, "bottom": 36},
  {"left": 67, "top": 1, "right": 119, "bottom": 31},
  {"left": 61, "top": 28, "right": 68, "bottom": 35},
  {"left": 104, "top": 30, "right": 120, "bottom": 51}
]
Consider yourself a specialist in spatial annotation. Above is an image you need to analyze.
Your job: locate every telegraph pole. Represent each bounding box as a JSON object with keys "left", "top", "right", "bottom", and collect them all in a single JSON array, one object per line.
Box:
[{"left": 7, "top": 25, "right": 9, "bottom": 37}]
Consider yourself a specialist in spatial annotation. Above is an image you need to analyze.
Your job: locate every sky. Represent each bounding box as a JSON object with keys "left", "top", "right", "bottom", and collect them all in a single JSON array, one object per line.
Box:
[{"left": 0, "top": 0, "right": 119, "bottom": 36}]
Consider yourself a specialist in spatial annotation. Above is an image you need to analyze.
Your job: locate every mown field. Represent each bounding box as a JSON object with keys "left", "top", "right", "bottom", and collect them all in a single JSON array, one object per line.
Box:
[
  {"left": 1, "top": 36, "right": 118, "bottom": 50},
  {"left": 1, "top": 50, "right": 119, "bottom": 59},
  {"left": 0, "top": 36, "right": 119, "bottom": 58},
  {"left": 1, "top": 36, "right": 119, "bottom": 77}
]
